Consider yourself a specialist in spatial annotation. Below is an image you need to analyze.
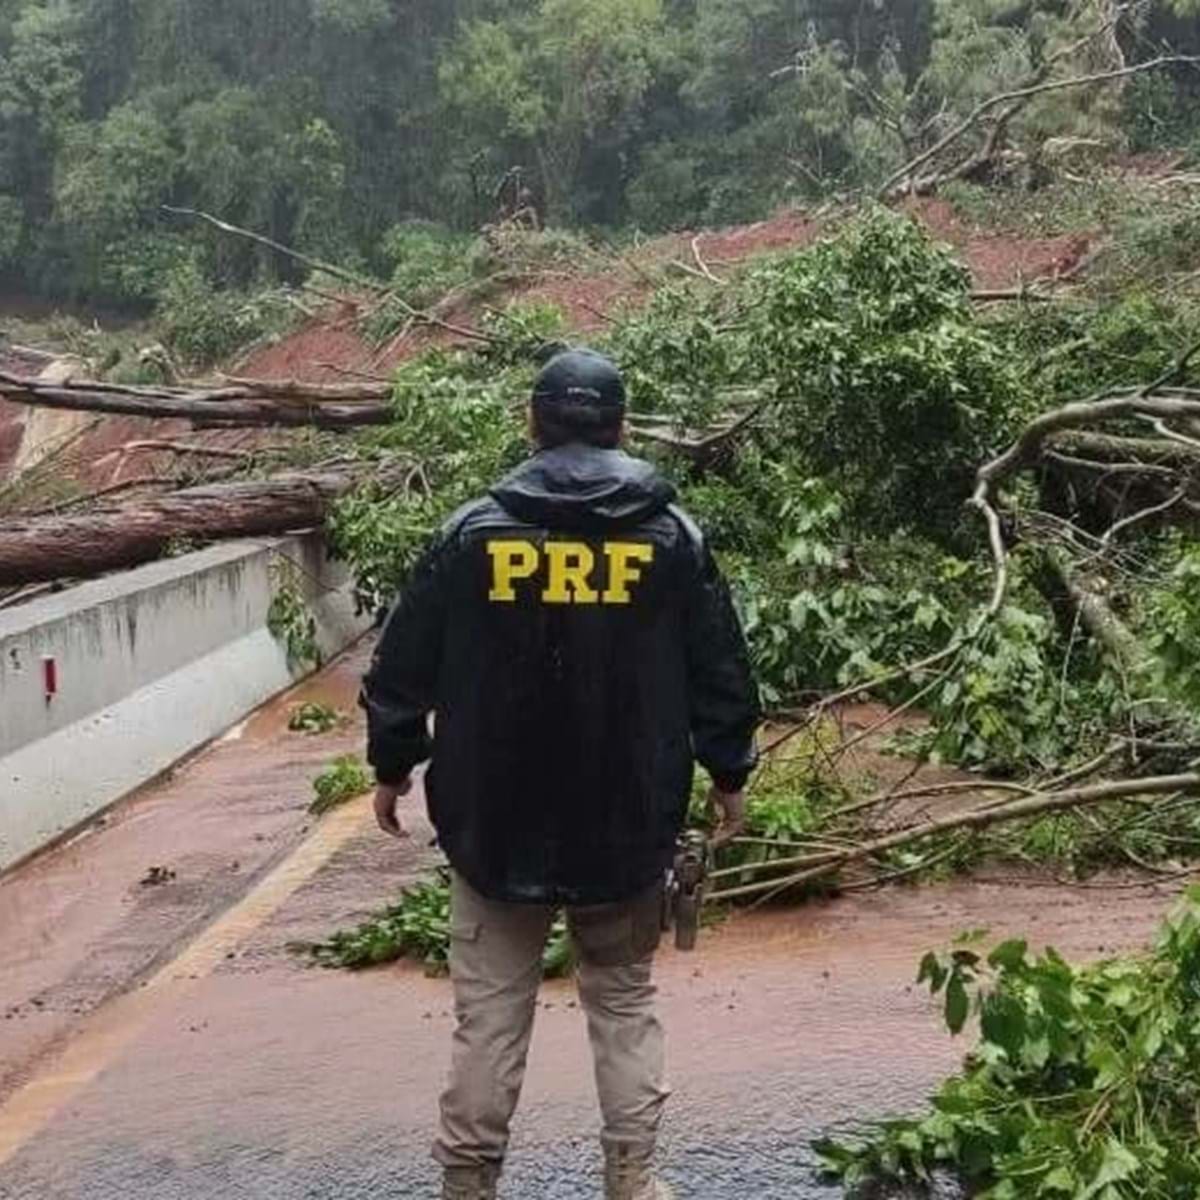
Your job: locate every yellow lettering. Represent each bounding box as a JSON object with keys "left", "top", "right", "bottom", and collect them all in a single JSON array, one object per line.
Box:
[
  {"left": 604, "top": 543, "right": 655, "bottom": 605},
  {"left": 543, "top": 542, "right": 599, "bottom": 605},
  {"left": 488, "top": 540, "right": 540, "bottom": 602}
]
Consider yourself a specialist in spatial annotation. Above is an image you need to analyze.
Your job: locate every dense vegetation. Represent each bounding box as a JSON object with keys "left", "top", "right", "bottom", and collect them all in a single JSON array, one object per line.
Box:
[
  {"left": 2, "top": 0, "right": 1200, "bottom": 311},
  {"left": 821, "top": 889, "right": 1200, "bottom": 1199},
  {"left": 328, "top": 208, "right": 1200, "bottom": 787}
]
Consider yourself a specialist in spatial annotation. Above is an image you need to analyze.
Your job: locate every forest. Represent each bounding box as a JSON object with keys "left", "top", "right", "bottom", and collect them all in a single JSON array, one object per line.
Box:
[
  {"left": 3, "top": 1, "right": 1200, "bottom": 1196},
  {"left": 0, "top": 0, "right": 1198, "bottom": 309}
]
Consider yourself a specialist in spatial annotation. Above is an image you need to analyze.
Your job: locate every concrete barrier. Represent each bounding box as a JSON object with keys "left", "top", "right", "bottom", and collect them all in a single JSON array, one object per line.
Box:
[{"left": 0, "top": 535, "right": 373, "bottom": 871}]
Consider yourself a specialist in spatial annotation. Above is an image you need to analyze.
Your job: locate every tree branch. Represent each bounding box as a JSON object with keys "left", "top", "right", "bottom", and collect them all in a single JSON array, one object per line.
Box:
[
  {"left": 0, "top": 371, "right": 395, "bottom": 430},
  {"left": 879, "top": 54, "right": 1200, "bottom": 198},
  {"left": 709, "top": 773, "right": 1200, "bottom": 902},
  {"left": 162, "top": 206, "right": 389, "bottom": 294}
]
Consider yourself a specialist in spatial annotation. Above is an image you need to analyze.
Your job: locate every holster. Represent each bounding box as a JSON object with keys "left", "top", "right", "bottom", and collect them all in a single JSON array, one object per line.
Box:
[{"left": 662, "top": 831, "right": 710, "bottom": 952}]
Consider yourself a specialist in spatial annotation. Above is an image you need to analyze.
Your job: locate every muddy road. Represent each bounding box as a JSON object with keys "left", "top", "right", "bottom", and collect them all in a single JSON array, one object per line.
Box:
[{"left": 0, "top": 643, "right": 1186, "bottom": 1199}]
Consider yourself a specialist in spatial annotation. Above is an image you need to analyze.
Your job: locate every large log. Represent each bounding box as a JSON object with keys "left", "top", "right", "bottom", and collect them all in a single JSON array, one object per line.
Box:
[
  {"left": 1048, "top": 430, "right": 1200, "bottom": 472},
  {"left": 0, "top": 463, "right": 391, "bottom": 585},
  {"left": 0, "top": 371, "right": 394, "bottom": 430}
]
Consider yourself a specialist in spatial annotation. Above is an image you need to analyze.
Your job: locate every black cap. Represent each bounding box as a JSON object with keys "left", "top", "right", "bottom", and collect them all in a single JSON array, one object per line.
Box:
[{"left": 531, "top": 348, "right": 626, "bottom": 415}]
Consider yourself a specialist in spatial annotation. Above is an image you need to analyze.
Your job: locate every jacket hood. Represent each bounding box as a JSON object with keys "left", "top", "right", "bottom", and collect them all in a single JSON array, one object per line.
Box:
[{"left": 491, "top": 445, "right": 676, "bottom": 531}]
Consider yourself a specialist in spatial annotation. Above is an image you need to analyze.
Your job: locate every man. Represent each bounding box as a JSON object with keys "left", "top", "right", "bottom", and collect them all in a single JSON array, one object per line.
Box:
[{"left": 363, "top": 348, "right": 759, "bottom": 1200}]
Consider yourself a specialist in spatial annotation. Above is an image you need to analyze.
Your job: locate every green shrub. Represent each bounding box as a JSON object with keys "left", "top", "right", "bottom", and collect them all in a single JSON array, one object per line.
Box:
[
  {"left": 612, "top": 208, "right": 1024, "bottom": 541},
  {"left": 377, "top": 220, "right": 472, "bottom": 307},
  {"left": 155, "top": 260, "right": 290, "bottom": 366}
]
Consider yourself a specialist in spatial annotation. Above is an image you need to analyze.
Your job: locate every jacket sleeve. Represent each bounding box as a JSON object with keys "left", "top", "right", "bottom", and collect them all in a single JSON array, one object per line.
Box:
[
  {"left": 681, "top": 526, "right": 761, "bottom": 792},
  {"left": 360, "top": 537, "right": 450, "bottom": 786}
]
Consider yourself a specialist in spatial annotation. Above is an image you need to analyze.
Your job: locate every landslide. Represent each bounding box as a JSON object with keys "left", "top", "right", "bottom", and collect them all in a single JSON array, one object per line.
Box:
[{"left": 0, "top": 195, "right": 1097, "bottom": 499}]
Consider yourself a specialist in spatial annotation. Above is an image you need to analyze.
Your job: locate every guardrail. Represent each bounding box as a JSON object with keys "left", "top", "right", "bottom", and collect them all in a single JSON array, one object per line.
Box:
[{"left": 0, "top": 535, "right": 372, "bottom": 872}]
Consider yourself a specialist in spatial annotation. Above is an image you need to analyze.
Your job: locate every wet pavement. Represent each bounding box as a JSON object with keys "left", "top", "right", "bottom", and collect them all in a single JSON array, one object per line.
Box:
[{"left": 0, "top": 641, "right": 1189, "bottom": 1199}]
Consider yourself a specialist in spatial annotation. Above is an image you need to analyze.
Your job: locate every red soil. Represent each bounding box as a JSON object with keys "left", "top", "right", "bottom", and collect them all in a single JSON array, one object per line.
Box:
[
  {"left": 230, "top": 316, "right": 376, "bottom": 385},
  {"left": 908, "top": 197, "right": 1093, "bottom": 289},
  {"left": 240, "top": 200, "right": 1094, "bottom": 385}
]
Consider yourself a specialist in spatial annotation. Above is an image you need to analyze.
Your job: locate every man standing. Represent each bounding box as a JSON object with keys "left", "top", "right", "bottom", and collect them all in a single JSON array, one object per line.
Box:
[{"left": 363, "top": 348, "right": 759, "bottom": 1200}]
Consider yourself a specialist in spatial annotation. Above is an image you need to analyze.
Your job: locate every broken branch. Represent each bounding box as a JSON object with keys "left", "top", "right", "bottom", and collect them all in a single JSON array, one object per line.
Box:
[
  {"left": 709, "top": 773, "right": 1200, "bottom": 902},
  {"left": 880, "top": 54, "right": 1200, "bottom": 198},
  {"left": 163, "top": 206, "right": 388, "bottom": 295}
]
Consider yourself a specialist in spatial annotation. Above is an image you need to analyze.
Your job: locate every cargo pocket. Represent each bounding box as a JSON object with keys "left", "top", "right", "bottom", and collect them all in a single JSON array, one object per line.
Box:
[
  {"left": 450, "top": 920, "right": 482, "bottom": 942},
  {"left": 446, "top": 917, "right": 484, "bottom": 982},
  {"left": 569, "top": 884, "right": 664, "bottom": 968}
]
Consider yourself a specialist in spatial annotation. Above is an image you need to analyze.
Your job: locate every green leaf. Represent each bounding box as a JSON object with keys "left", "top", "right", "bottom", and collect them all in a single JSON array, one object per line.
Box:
[
  {"left": 1078, "top": 1139, "right": 1140, "bottom": 1200},
  {"left": 987, "top": 939, "right": 1028, "bottom": 971},
  {"left": 980, "top": 992, "right": 1026, "bottom": 1057},
  {"left": 1037, "top": 1165, "right": 1076, "bottom": 1195},
  {"left": 1022, "top": 1034, "right": 1051, "bottom": 1069},
  {"left": 1086, "top": 1043, "right": 1124, "bottom": 1090},
  {"left": 918, "top": 951, "right": 948, "bottom": 993},
  {"left": 945, "top": 973, "right": 971, "bottom": 1035}
]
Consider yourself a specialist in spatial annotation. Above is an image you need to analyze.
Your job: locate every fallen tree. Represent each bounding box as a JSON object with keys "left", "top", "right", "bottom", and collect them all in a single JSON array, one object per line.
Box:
[
  {"left": 708, "top": 771, "right": 1200, "bottom": 903},
  {"left": 0, "top": 460, "right": 406, "bottom": 585},
  {"left": 0, "top": 370, "right": 395, "bottom": 430},
  {"left": 674, "top": 328, "right": 1200, "bottom": 903},
  {"left": 6, "top": 207, "right": 1199, "bottom": 895}
]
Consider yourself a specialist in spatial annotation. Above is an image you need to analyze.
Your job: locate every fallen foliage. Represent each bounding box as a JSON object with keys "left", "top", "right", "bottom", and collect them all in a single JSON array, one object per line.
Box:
[
  {"left": 819, "top": 886, "right": 1200, "bottom": 1200},
  {"left": 307, "top": 871, "right": 572, "bottom": 977}
]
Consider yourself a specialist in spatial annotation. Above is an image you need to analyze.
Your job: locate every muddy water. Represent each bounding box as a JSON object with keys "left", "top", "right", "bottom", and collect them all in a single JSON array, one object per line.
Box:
[
  {"left": 0, "top": 647, "right": 380, "bottom": 1101},
  {"left": 0, "top": 642, "right": 1190, "bottom": 1199}
]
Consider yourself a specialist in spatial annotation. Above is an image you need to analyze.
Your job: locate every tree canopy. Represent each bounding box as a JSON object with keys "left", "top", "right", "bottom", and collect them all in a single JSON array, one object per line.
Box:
[{"left": 0, "top": 0, "right": 1197, "bottom": 306}]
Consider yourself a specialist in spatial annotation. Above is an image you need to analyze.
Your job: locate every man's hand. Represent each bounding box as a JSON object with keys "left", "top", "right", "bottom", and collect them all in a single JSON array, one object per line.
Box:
[
  {"left": 709, "top": 786, "right": 746, "bottom": 847},
  {"left": 374, "top": 778, "right": 413, "bottom": 839}
]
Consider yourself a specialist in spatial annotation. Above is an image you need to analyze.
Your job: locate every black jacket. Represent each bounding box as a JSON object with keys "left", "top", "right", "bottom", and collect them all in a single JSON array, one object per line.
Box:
[{"left": 362, "top": 444, "right": 759, "bottom": 905}]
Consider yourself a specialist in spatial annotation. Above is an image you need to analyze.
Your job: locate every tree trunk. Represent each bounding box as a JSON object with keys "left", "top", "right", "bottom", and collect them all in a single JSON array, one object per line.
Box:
[
  {"left": 0, "top": 372, "right": 394, "bottom": 430},
  {"left": 1047, "top": 430, "right": 1200, "bottom": 472},
  {"left": 0, "top": 464, "right": 388, "bottom": 585},
  {"left": 1042, "top": 549, "right": 1149, "bottom": 681}
]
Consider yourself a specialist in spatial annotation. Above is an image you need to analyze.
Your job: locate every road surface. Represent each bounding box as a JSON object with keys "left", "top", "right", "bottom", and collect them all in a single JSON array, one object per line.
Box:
[{"left": 0, "top": 642, "right": 1183, "bottom": 1199}]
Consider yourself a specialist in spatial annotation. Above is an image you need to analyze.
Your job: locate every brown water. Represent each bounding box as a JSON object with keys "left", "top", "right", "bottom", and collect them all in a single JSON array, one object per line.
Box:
[{"left": 0, "top": 642, "right": 1187, "bottom": 1199}]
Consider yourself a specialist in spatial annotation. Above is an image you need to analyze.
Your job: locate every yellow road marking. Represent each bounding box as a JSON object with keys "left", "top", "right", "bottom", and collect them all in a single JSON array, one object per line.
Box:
[{"left": 0, "top": 796, "right": 373, "bottom": 1167}]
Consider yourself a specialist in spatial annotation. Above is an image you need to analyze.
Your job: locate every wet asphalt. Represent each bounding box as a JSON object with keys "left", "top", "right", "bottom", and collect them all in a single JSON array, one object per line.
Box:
[{"left": 0, "top": 644, "right": 1182, "bottom": 1200}]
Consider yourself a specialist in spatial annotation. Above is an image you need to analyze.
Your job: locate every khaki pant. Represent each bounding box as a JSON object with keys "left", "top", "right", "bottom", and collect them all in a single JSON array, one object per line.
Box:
[{"left": 434, "top": 872, "right": 670, "bottom": 1168}]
